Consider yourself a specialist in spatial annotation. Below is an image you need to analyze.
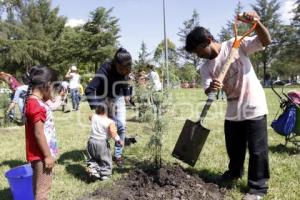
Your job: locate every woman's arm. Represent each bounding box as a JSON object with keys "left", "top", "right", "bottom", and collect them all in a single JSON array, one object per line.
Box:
[{"left": 85, "top": 65, "right": 107, "bottom": 109}]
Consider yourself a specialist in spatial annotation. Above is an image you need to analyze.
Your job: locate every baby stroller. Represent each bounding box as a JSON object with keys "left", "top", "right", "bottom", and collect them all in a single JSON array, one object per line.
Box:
[{"left": 271, "top": 81, "right": 300, "bottom": 150}]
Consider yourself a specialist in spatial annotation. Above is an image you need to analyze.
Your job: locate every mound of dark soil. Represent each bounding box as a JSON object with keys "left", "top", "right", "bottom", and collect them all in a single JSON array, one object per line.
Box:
[{"left": 78, "top": 164, "right": 226, "bottom": 200}]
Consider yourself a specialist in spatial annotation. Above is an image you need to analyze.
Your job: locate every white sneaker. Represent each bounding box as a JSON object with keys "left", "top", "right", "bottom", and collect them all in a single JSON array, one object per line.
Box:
[
  {"left": 87, "top": 168, "right": 100, "bottom": 178},
  {"left": 100, "top": 176, "right": 110, "bottom": 181},
  {"left": 242, "top": 193, "right": 263, "bottom": 200}
]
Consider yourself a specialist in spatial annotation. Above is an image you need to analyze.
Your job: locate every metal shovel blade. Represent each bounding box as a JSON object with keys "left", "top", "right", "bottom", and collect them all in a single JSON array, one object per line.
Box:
[{"left": 172, "top": 119, "right": 210, "bottom": 167}]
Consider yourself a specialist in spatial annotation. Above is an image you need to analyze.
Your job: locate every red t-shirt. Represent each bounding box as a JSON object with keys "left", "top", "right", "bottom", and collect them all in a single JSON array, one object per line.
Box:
[{"left": 25, "top": 97, "right": 47, "bottom": 161}]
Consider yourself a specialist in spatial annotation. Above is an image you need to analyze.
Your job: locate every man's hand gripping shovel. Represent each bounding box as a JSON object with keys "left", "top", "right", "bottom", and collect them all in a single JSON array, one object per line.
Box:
[{"left": 172, "top": 14, "right": 258, "bottom": 166}]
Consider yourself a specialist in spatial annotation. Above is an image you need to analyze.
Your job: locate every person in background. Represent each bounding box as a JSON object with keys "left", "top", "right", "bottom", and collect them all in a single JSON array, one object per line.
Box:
[
  {"left": 61, "top": 80, "right": 70, "bottom": 112},
  {"left": 78, "top": 83, "right": 84, "bottom": 102},
  {"left": 45, "top": 82, "right": 68, "bottom": 111},
  {"left": 1, "top": 72, "right": 22, "bottom": 119},
  {"left": 0, "top": 72, "right": 21, "bottom": 92},
  {"left": 85, "top": 48, "right": 132, "bottom": 168},
  {"left": 146, "top": 64, "right": 162, "bottom": 92},
  {"left": 65, "top": 65, "right": 80, "bottom": 111},
  {"left": 86, "top": 101, "right": 124, "bottom": 180},
  {"left": 6, "top": 74, "right": 29, "bottom": 121}
]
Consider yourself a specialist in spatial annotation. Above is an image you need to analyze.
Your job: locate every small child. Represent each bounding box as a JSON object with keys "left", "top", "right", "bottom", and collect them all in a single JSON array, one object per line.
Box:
[
  {"left": 24, "top": 65, "right": 59, "bottom": 200},
  {"left": 86, "top": 101, "right": 124, "bottom": 180}
]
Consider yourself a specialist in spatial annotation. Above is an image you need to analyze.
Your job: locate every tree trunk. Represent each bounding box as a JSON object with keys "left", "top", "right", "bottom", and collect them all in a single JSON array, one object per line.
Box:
[
  {"left": 193, "top": 57, "right": 197, "bottom": 69},
  {"left": 263, "top": 60, "right": 267, "bottom": 86},
  {"left": 94, "top": 62, "right": 98, "bottom": 73},
  {"left": 256, "top": 64, "right": 259, "bottom": 75}
]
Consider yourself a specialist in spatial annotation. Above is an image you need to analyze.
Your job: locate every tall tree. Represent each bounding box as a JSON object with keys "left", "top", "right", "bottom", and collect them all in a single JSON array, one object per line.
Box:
[
  {"left": 138, "top": 41, "right": 151, "bottom": 67},
  {"left": 251, "top": 0, "right": 282, "bottom": 85},
  {"left": 83, "top": 7, "right": 120, "bottom": 72},
  {"left": 293, "top": 0, "right": 300, "bottom": 67},
  {"left": 0, "top": 0, "right": 66, "bottom": 74},
  {"left": 271, "top": 0, "right": 300, "bottom": 80},
  {"left": 219, "top": 1, "right": 246, "bottom": 42},
  {"left": 153, "top": 39, "right": 179, "bottom": 85},
  {"left": 177, "top": 9, "right": 202, "bottom": 68},
  {"left": 133, "top": 41, "right": 151, "bottom": 73},
  {"left": 293, "top": 0, "right": 300, "bottom": 42},
  {"left": 153, "top": 39, "right": 177, "bottom": 65},
  {"left": 177, "top": 63, "right": 199, "bottom": 83}
]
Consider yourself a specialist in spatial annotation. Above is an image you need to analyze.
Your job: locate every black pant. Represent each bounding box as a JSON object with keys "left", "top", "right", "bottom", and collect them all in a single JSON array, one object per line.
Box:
[{"left": 224, "top": 115, "right": 270, "bottom": 195}]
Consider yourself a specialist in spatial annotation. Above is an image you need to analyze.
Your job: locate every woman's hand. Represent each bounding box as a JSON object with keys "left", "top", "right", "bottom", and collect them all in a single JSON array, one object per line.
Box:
[
  {"left": 124, "top": 96, "right": 130, "bottom": 104},
  {"left": 117, "top": 140, "right": 124, "bottom": 147}
]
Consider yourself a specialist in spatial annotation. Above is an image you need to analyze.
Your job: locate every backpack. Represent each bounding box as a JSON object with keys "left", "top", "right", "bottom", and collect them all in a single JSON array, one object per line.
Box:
[{"left": 271, "top": 105, "right": 296, "bottom": 136}]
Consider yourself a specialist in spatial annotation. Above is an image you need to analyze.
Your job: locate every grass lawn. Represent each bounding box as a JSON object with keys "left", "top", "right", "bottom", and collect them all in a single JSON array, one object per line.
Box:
[{"left": 1, "top": 87, "right": 300, "bottom": 200}]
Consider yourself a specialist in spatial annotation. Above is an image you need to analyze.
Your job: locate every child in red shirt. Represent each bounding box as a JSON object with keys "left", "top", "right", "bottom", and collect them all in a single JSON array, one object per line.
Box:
[{"left": 24, "top": 65, "right": 58, "bottom": 200}]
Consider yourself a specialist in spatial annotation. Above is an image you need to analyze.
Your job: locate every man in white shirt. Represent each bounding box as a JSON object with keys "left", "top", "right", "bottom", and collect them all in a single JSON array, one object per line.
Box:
[
  {"left": 65, "top": 65, "right": 80, "bottom": 111},
  {"left": 185, "top": 12, "right": 271, "bottom": 200},
  {"left": 146, "top": 64, "right": 162, "bottom": 92}
]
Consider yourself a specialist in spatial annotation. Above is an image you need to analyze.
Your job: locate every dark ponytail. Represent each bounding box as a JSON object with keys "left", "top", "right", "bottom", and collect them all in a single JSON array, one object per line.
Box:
[
  {"left": 112, "top": 47, "right": 132, "bottom": 67},
  {"left": 23, "top": 65, "right": 58, "bottom": 116}
]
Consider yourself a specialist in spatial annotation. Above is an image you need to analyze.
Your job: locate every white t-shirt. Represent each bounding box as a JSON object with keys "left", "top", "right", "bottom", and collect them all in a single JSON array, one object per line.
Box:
[
  {"left": 69, "top": 73, "right": 80, "bottom": 89},
  {"left": 90, "top": 114, "right": 114, "bottom": 141},
  {"left": 13, "top": 85, "right": 28, "bottom": 103},
  {"left": 147, "top": 71, "right": 162, "bottom": 91},
  {"left": 200, "top": 36, "right": 268, "bottom": 121},
  {"left": 61, "top": 81, "right": 69, "bottom": 90}
]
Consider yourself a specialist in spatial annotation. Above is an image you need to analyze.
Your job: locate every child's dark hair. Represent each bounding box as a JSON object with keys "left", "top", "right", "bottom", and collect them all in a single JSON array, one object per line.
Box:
[
  {"left": 185, "top": 26, "right": 216, "bottom": 53},
  {"left": 95, "top": 99, "right": 116, "bottom": 118},
  {"left": 113, "top": 47, "right": 132, "bottom": 68},
  {"left": 23, "top": 65, "right": 58, "bottom": 112},
  {"left": 147, "top": 64, "right": 155, "bottom": 70},
  {"left": 21, "top": 74, "right": 29, "bottom": 85},
  {"left": 95, "top": 102, "right": 107, "bottom": 115}
]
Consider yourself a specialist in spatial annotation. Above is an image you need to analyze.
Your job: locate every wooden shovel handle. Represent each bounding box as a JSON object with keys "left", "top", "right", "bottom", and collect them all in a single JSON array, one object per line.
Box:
[{"left": 217, "top": 18, "right": 257, "bottom": 82}]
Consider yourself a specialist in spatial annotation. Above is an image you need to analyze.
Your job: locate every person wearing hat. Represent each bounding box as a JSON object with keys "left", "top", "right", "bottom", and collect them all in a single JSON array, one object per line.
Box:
[
  {"left": 85, "top": 48, "right": 132, "bottom": 168},
  {"left": 65, "top": 65, "right": 81, "bottom": 111}
]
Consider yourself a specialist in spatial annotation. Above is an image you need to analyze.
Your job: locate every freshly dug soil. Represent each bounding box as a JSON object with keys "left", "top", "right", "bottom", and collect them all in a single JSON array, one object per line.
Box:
[{"left": 78, "top": 164, "right": 226, "bottom": 200}]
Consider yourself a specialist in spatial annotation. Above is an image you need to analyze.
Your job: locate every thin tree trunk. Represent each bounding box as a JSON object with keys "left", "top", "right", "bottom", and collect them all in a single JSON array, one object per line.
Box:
[
  {"left": 263, "top": 60, "right": 267, "bottom": 86},
  {"left": 94, "top": 62, "right": 98, "bottom": 73}
]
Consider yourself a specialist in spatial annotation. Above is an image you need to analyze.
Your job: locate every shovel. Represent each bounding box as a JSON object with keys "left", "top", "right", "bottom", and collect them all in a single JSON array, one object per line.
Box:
[{"left": 172, "top": 14, "right": 258, "bottom": 167}]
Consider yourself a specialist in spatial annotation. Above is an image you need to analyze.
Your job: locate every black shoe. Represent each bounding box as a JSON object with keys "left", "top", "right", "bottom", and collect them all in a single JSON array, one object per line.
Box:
[
  {"left": 217, "top": 170, "right": 243, "bottom": 188},
  {"left": 221, "top": 170, "right": 242, "bottom": 181},
  {"left": 113, "top": 156, "right": 124, "bottom": 168},
  {"left": 125, "top": 136, "right": 137, "bottom": 146}
]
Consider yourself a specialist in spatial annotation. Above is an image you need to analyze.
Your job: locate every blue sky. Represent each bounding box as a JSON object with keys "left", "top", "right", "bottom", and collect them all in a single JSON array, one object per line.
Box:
[{"left": 51, "top": 0, "right": 296, "bottom": 60}]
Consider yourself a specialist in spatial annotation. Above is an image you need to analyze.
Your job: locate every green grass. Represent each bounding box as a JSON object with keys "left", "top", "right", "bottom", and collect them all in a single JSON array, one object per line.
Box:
[{"left": 1, "top": 88, "right": 300, "bottom": 200}]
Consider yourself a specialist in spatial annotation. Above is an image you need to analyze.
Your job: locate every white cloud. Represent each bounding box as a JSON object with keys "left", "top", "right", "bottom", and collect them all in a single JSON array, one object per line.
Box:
[
  {"left": 65, "top": 19, "right": 85, "bottom": 27},
  {"left": 280, "top": 0, "right": 297, "bottom": 24}
]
